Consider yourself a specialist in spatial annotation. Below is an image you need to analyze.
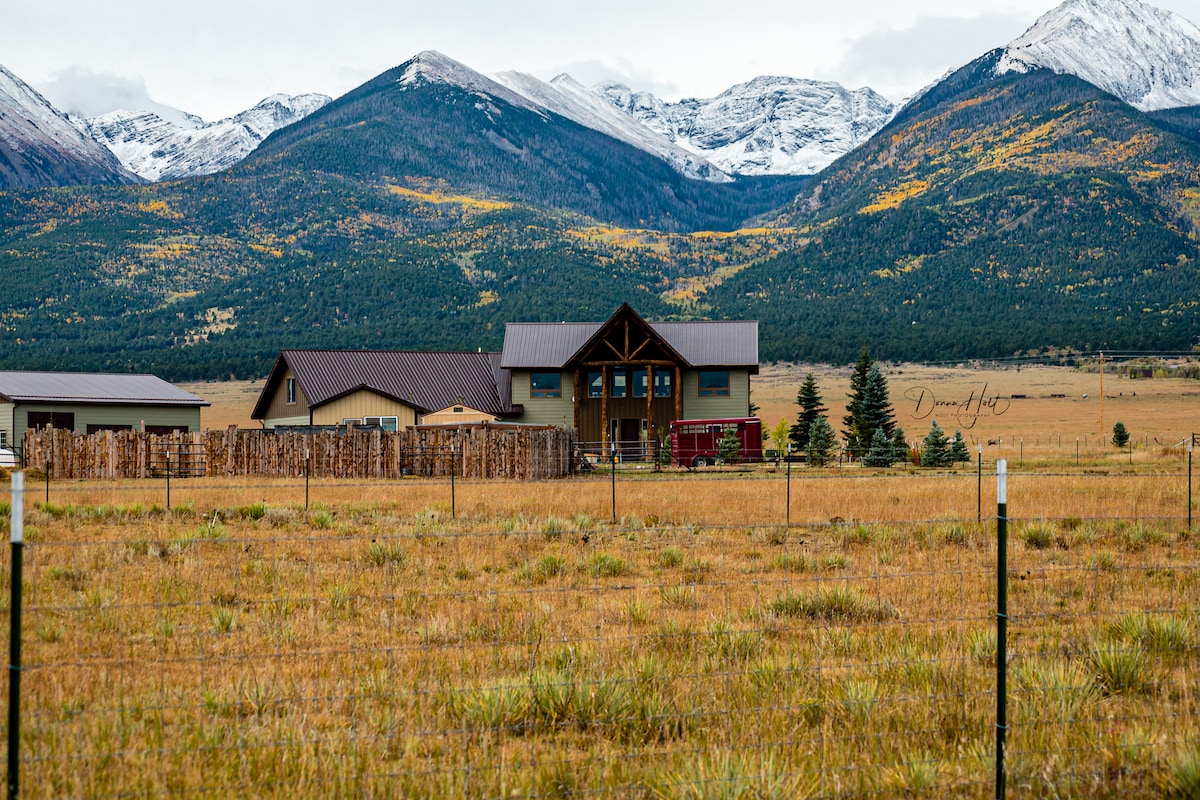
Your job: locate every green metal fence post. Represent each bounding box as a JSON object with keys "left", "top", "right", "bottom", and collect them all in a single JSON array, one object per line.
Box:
[
  {"left": 8, "top": 472, "right": 25, "bottom": 800},
  {"left": 996, "top": 459, "right": 1009, "bottom": 800}
]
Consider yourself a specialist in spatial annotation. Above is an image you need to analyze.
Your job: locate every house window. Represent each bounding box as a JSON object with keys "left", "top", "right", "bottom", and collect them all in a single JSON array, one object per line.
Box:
[
  {"left": 631, "top": 368, "right": 648, "bottom": 398},
  {"left": 587, "top": 371, "right": 603, "bottom": 398},
  {"left": 453, "top": 407, "right": 464, "bottom": 413},
  {"left": 286, "top": 377, "right": 297, "bottom": 404},
  {"left": 655, "top": 371, "right": 672, "bottom": 398},
  {"left": 0, "top": 431, "right": 7, "bottom": 447},
  {"left": 698, "top": 371, "right": 730, "bottom": 397},
  {"left": 27, "top": 412, "right": 74, "bottom": 431},
  {"left": 610, "top": 369, "right": 627, "bottom": 398},
  {"left": 364, "top": 416, "right": 399, "bottom": 431},
  {"left": 530, "top": 372, "right": 562, "bottom": 398}
]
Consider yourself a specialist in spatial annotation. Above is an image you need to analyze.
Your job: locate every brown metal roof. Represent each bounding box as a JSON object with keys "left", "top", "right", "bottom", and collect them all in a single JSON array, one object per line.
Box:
[
  {"left": 252, "top": 350, "right": 511, "bottom": 419},
  {"left": 501, "top": 318, "right": 758, "bottom": 368},
  {"left": 0, "top": 371, "right": 209, "bottom": 406}
]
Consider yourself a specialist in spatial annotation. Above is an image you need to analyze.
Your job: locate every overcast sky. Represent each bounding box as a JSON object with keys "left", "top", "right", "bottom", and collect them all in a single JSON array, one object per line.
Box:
[{"left": 6, "top": 0, "right": 1200, "bottom": 121}]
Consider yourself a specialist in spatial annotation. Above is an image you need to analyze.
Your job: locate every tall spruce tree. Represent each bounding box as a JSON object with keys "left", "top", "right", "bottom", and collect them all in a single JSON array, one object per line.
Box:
[
  {"left": 842, "top": 347, "right": 873, "bottom": 457},
  {"left": 790, "top": 373, "right": 826, "bottom": 452},
  {"left": 859, "top": 365, "right": 897, "bottom": 450}
]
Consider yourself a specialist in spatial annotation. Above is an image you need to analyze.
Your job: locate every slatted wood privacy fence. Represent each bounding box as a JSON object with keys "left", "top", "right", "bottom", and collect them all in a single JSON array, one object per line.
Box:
[{"left": 22, "top": 425, "right": 576, "bottom": 480}]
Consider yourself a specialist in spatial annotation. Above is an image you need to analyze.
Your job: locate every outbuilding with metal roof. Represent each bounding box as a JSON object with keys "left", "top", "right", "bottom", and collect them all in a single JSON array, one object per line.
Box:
[{"left": 0, "top": 371, "right": 209, "bottom": 455}]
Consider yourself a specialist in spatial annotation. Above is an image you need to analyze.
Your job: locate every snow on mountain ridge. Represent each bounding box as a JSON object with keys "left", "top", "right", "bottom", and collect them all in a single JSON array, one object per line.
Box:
[
  {"left": 85, "top": 92, "right": 332, "bottom": 182},
  {"left": 489, "top": 70, "right": 731, "bottom": 182},
  {"left": 0, "top": 62, "right": 136, "bottom": 187},
  {"left": 996, "top": 0, "right": 1200, "bottom": 111},
  {"left": 594, "top": 76, "right": 895, "bottom": 176}
]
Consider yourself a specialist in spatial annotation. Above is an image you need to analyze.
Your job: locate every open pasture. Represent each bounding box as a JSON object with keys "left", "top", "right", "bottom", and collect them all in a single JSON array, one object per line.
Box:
[{"left": 3, "top": 466, "right": 1199, "bottom": 798}]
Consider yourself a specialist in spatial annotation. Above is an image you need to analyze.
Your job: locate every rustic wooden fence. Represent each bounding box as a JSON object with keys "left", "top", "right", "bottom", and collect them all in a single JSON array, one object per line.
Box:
[{"left": 21, "top": 425, "right": 577, "bottom": 480}]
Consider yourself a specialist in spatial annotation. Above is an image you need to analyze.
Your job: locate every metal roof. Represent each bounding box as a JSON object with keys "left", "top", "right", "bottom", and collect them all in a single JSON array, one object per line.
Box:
[
  {"left": 500, "top": 319, "right": 758, "bottom": 368},
  {"left": 0, "top": 371, "right": 209, "bottom": 406},
  {"left": 254, "top": 350, "right": 512, "bottom": 419}
]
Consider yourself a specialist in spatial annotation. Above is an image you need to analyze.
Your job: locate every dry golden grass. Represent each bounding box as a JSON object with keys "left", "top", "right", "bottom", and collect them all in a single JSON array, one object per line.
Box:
[{"left": 3, "top": 467, "right": 1199, "bottom": 798}]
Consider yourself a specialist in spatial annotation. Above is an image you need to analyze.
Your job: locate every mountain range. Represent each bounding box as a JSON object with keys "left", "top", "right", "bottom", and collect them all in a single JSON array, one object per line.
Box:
[{"left": 1, "top": 0, "right": 1200, "bottom": 377}]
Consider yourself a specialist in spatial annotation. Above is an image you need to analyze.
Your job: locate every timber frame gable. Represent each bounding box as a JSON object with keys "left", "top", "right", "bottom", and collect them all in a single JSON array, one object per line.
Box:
[{"left": 563, "top": 304, "right": 688, "bottom": 449}]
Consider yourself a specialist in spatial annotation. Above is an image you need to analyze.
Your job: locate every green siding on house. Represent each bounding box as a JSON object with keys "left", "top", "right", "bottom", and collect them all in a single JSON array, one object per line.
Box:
[
  {"left": 680, "top": 370, "right": 752, "bottom": 419},
  {"left": 511, "top": 371, "right": 575, "bottom": 427},
  {"left": 14, "top": 404, "right": 202, "bottom": 444},
  {"left": 0, "top": 403, "right": 13, "bottom": 449}
]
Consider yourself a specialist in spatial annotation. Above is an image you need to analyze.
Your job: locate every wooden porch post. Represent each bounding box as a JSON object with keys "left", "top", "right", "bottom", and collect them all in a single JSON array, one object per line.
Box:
[
  {"left": 674, "top": 366, "right": 682, "bottom": 422},
  {"left": 646, "top": 366, "right": 654, "bottom": 462},
  {"left": 600, "top": 365, "right": 608, "bottom": 453},
  {"left": 573, "top": 368, "right": 581, "bottom": 434}
]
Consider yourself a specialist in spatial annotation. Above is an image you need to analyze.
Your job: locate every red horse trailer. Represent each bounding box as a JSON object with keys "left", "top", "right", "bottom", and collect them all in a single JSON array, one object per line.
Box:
[{"left": 669, "top": 417, "right": 763, "bottom": 467}]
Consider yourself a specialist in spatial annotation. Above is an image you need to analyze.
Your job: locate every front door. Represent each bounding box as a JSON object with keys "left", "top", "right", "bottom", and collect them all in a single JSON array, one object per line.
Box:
[{"left": 618, "top": 418, "right": 643, "bottom": 460}]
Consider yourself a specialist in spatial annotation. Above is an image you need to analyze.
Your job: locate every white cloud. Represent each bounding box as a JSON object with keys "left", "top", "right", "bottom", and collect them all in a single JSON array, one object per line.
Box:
[
  {"left": 34, "top": 67, "right": 188, "bottom": 121},
  {"left": 825, "top": 13, "right": 1032, "bottom": 99}
]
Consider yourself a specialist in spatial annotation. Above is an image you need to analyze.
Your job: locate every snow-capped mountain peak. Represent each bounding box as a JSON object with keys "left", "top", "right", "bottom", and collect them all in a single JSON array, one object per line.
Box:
[
  {"left": 996, "top": 0, "right": 1200, "bottom": 111},
  {"left": 83, "top": 92, "right": 332, "bottom": 182}
]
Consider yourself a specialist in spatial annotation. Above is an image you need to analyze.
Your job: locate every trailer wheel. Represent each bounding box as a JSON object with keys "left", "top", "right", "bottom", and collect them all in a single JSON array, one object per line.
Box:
[{"left": 692, "top": 455, "right": 710, "bottom": 468}]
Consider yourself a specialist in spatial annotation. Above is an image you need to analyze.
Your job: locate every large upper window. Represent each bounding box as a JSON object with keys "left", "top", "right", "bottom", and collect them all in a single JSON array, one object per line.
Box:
[
  {"left": 654, "top": 371, "right": 672, "bottom": 398},
  {"left": 286, "top": 377, "right": 297, "bottom": 405},
  {"left": 531, "top": 372, "right": 562, "bottom": 398},
  {"left": 610, "top": 369, "right": 627, "bottom": 398},
  {"left": 632, "top": 368, "right": 649, "bottom": 398},
  {"left": 587, "top": 371, "right": 603, "bottom": 398},
  {"left": 698, "top": 370, "right": 731, "bottom": 397}
]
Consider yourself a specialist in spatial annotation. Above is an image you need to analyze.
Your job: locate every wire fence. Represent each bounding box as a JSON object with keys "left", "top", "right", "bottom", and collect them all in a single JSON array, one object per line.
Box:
[{"left": 3, "top": 466, "right": 1199, "bottom": 798}]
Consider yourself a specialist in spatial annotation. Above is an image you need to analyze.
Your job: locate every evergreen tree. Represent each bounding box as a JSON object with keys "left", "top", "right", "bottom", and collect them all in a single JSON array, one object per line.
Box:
[
  {"left": 859, "top": 365, "right": 897, "bottom": 450},
  {"left": 921, "top": 421, "right": 952, "bottom": 467},
  {"left": 862, "top": 427, "right": 896, "bottom": 467},
  {"left": 807, "top": 415, "right": 838, "bottom": 467},
  {"left": 950, "top": 431, "right": 971, "bottom": 464},
  {"left": 1112, "top": 422, "right": 1130, "bottom": 447},
  {"left": 789, "top": 373, "right": 826, "bottom": 451},
  {"left": 842, "top": 347, "right": 873, "bottom": 458},
  {"left": 717, "top": 427, "right": 742, "bottom": 464},
  {"left": 891, "top": 427, "right": 911, "bottom": 465}
]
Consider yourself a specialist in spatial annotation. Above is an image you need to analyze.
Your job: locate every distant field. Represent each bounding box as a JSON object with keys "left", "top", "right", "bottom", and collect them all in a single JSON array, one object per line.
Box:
[{"left": 754, "top": 362, "right": 1199, "bottom": 458}]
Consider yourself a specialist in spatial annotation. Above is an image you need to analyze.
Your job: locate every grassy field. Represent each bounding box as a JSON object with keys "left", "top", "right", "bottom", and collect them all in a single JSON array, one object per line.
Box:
[
  {"left": 2, "top": 464, "right": 1199, "bottom": 798},
  {"left": 5, "top": 363, "right": 1197, "bottom": 797}
]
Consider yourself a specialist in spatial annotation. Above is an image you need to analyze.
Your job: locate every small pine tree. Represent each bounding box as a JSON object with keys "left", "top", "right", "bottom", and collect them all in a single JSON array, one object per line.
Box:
[
  {"left": 1112, "top": 422, "right": 1130, "bottom": 447},
  {"left": 790, "top": 373, "right": 826, "bottom": 451},
  {"left": 862, "top": 427, "right": 896, "bottom": 467},
  {"left": 717, "top": 427, "right": 741, "bottom": 464},
  {"left": 807, "top": 415, "right": 838, "bottom": 467},
  {"left": 950, "top": 431, "right": 971, "bottom": 464},
  {"left": 891, "top": 427, "right": 910, "bottom": 465},
  {"left": 921, "top": 421, "right": 952, "bottom": 467}
]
